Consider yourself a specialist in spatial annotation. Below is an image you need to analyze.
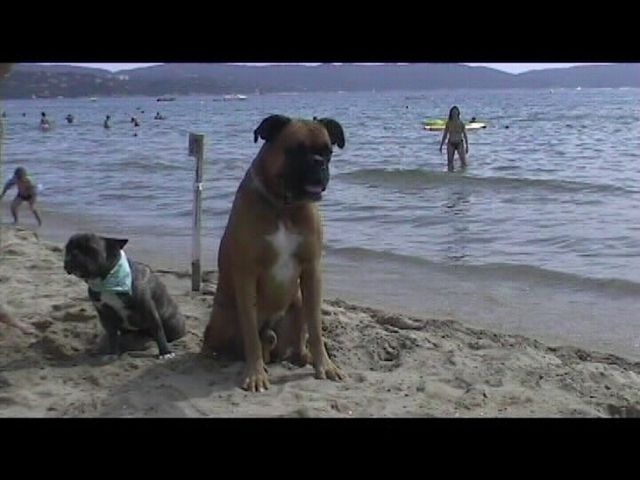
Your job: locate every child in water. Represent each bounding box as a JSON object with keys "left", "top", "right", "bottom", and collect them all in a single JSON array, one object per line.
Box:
[{"left": 1, "top": 167, "right": 42, "bottom": 226}]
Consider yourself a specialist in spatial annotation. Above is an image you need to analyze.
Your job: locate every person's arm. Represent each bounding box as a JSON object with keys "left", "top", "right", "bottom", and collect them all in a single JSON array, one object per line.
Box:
[
  {"left": 463, "top": 125, "right": 469, "bottom": 153},
  {"left": 0, "top": 305, "right": 36, "bottom": 335},
  {"left": 439, "top": 124, "right": 449, "bottom": 152},
  {"left": 1, "top": 177, "right": 15, "bottom": 199}
]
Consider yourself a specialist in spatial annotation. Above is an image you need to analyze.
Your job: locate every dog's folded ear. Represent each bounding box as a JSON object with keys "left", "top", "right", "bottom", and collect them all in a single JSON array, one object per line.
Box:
[
  {"left": 102, "top": 237, "right": 129, "bottom": 254},
  {"left": 254, "top": 114, "right": 291, "bottom": 143},
  {"left": 315, "top": 118, "right": 346, "bottom": 149}
]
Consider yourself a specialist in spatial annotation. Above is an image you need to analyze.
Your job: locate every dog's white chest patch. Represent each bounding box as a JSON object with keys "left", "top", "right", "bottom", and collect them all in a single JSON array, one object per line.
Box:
[
  {"left": 267, "top": 223, "right": 302, "bottom": 284},
  {"left": 96, "top": 292, "right": 137, "bottom": 331}
]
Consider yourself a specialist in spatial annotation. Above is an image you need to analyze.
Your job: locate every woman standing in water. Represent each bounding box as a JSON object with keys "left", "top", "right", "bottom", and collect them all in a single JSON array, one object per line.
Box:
[{"left": 439, "top": 105, "right": 469, "bottom": 172}]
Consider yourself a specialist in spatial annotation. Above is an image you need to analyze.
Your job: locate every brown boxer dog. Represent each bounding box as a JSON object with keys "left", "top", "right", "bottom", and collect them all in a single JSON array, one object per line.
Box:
[{"left": 201, "top": 114, "right": 346, "bottom": 392}]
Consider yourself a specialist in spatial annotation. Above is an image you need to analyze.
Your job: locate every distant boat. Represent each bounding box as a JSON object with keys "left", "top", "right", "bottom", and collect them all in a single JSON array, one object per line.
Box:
[
  {"left": 89, "top": 97, "right": 98, "bottom": 102},
  {"left": 222, "top": 94, "right": 248, "bottom": 101},
  {"left": 157, "top": 96, "right": 176, "bottom": 102}
]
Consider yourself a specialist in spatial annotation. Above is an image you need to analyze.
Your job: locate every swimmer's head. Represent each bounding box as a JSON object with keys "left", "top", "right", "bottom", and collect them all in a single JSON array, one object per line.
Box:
[{"left": 448, "top": 106, "right": 460, "bottom": 121}]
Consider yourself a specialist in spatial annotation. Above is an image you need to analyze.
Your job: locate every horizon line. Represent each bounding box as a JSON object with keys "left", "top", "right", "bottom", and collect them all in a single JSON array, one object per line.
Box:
[{"left": 33, "top": 63, "right": 614, "bottom": 75}]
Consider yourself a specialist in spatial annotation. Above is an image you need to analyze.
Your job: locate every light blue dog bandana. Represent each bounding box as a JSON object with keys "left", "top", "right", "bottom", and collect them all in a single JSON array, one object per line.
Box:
[{"left": 87, "top": 250, "right": 132, "bottom": 295}]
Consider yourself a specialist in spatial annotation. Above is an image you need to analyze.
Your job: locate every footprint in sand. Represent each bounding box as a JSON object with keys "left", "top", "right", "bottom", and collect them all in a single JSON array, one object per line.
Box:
[
  {"left": 29, "top": 335, "right": 75, "bottom": 361},
  {"left": 329, "top": 399, "right": 353, "bottom": 415},
  {"left": 0, "top": 395, "right": 20, "bottom": 407},
  {"left": 350, "top": 372, "right": 367, "bottom": 383},
  {"left": 50, "top": 304, "right": 95, "bottom": 323},
  {"left": 33, "top": 319, "right": 54, "bottom": 332},
  {"left": 0, "top": 374, "right": 11, "bottom": 389},
  {"left": 0, "top": 246, "right": 22, "bottom": 256},
  {"left": 27, "top": 259, "right": 57, "bottom": 269},
  {"left": 51, "top": 302, "right": 77, "bottom": 312}
]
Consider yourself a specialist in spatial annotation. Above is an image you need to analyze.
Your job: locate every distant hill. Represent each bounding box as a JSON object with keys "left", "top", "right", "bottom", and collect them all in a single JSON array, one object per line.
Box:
[
  {"left": 516, "top": 64, "right": 640, "bottom": 88},
  {"left": 14, "top": 64, "right": 113, "bottom": 76},
  {"left": 0, "top": 63, "right": 635, "bottom": 99}
]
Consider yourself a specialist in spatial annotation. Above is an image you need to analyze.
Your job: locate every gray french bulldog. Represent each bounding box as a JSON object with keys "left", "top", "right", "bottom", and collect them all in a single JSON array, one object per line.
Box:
[{"left": 63, "top": 233, "right": 186, "bottom": 359}]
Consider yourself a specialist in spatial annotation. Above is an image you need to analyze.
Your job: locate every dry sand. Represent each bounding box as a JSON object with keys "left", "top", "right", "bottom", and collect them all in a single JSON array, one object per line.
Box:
[{"left": 1, "top": 226, "right": 640, "bottom": 417}]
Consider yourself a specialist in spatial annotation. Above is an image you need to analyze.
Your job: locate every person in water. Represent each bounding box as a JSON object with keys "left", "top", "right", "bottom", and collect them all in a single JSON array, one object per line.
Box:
[
  {"left": 1, "top": 167, "right": 42, "bottom": 226},
  {"left": 40, "top": 112, "right": 50, "bottom": 128},
  {"left": 104, "top": 115, "right": 111, "bottom": 129},
  {"left": 439, "top": 105, "right": 469, "bottom": 172},
  {"left": 65, "top": 114, "right": 74, "bottom": 124}
]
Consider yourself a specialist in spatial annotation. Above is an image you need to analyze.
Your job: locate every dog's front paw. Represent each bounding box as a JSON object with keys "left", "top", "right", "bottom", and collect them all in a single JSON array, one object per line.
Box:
[
  {"left": 158, "top": 352, "right": 176, "bottom": 360},
  {"left": 242, "top": 363, "right": 270, "bottom": 392},
  {"left": 313, "top": 356, "right": 346, "bottom": 381}
]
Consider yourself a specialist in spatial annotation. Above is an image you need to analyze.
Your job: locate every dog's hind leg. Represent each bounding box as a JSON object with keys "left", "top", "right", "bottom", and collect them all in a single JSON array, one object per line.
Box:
[
  {"left": 275, "top": 292, "right": 311, "bottom": 367},
  {"left": 141, "top": 294, "right": 174, "bottom": 359},
  {"left": 201, "top": 303, "right": 241, "bottom": 359},
  {"left": 260, "top": 327, "right": 277, "bottom": 364}
]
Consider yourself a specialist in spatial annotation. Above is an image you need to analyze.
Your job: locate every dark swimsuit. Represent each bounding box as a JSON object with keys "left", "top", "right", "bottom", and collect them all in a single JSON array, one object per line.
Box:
[{"left": 17, "top": 192, "right": 33, "bottom": 202}]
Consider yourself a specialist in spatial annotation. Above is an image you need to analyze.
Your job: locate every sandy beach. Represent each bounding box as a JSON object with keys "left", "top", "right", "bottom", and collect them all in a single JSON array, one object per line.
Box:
[{"left": 1, "top": 225, "right": 640, "bottom": 417}]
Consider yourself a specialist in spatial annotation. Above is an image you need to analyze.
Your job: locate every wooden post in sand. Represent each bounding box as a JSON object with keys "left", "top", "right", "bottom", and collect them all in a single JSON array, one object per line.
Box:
[{"left": 188, "top": 133, "right": 205, "bottom": 292}]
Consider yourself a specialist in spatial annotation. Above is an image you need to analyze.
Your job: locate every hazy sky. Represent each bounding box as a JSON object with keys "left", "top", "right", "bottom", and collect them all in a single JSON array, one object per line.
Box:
[{"left": 38, "top": 63, "right": 607, "bottom": 74}]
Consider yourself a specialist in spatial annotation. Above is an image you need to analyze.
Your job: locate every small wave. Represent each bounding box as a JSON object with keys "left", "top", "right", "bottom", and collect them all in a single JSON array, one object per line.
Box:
[
  {"left": 97, "top": 192, "right": 158, "bottom": 201},
  {"left": 325, "top": 246, "right": 640, "bottom": 296},
  {"left": 335, "top": 168, "right": 635, "bottom": 195}
]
